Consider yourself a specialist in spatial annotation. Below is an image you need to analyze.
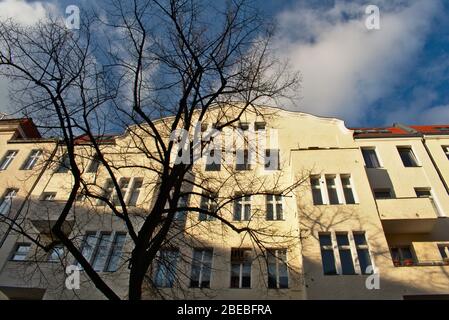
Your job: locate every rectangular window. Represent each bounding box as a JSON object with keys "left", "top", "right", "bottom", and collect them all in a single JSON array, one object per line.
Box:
[
  {"left": 230, "top": 248, "right": 252, "bottom": 288},
  {"left": 236, "top": 149, "right": 251, "bottom": 171},
  {"left": 190, "top": 249, "right": 213, "bottom": 288},
  {"left": 56, "top": 153, "right": 71, "bottom": 173},
  {"left": 154, "top": 249, "right": 179, "bottom": 288},
  {"left": 40, "top": 192, "right": 56, "bottom": 201},
  {"left": 91, "top": 232, "right": 112, "bottom": 272},
  {"left": 105, "top": 233, "right": 126, "bottom": 272},
  {"left": 48, "top": 245, "right": 64, "bottom": 262},
  {"left": 105, "top": 177, "right": 131, "bottom": 206},
  {"left": 86, "top": 154, "right": 101, "bottom": 173},
  {"left": 264, "top": 149, "right": 280, "bottom": 170},
  {"left": 205, "top": 149, "right": 221, "bottom": 171},
  {"left": 353, "top": 232, "right": 373, "bottom": 274},
  {"left": 443, "top": 146, "right": 449, "bottom": 160},
  {"left": 21, "top": 149, "right": 42, "bottom": 170},
  {"left": 336, "top": 233, "right": 355, "bottom": 274},
  {"left": 391, "top": 246, "right": 415, "bottom": 267},
  {"left": 233, "top": 195, "right": 251, "bottom": 221},
  {"left": 255, "top": 122, "right": 266, "bottom": 131},
  {"left": 373, "top": 189, "right": 392, "bottom": 199},
  {"left": 0, "top": 188, "right": 18, "bottom": 216},
  {"left": 266, "top": 194, "right": 283, "bottom": 220},
  {"left": 415, "top": 188, "right": 431, "bottom": 198},
  {"left": 319, "top": 234, "right": 337, "bottom": 275},
  {"left": 397, "top": 147, "right": 419, "bottom": 167},
  {"left": 341, "top": 175, "right": 356, "bottom": 204},
  {"left": 128, "top": 178, "right": 143, "bottom": 206},
  {"left": 199, "top": 193, "right": 217, "bottom": 221},
  {"left": 267, "top": 249, "right": 288, "bottom": 289},
  {"left": 361, "top": 148, "right": 380, "bottom": 168},
  {"left": 78, "top": 231, "right": 126, "bottom": 272},
  {"left": 174, "top": 194, "right": 189, "bottom": 221},
  {"left": 0, "top": 150, "right": 18, "bottom": 170},
  {"left": 10, "top": 243, "right": 31, "bottom": 261},
  {"left": 310, "top": 176, "right": 323, "bottom": 205},
  {"left": 326, "top": 176, "right": 340, "bottom": 204}
]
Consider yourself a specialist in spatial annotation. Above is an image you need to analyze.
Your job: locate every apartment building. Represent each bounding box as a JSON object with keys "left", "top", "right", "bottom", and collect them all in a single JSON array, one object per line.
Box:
[{"left": 0, "top": 107, "right": 448, "bottom": 300}]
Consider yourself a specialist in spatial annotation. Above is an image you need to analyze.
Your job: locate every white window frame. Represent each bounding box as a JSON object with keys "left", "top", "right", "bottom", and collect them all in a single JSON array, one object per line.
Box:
[
  {"left": 190, "top": 248, "right": 213, "bottom": 288},
  {"left": 340, "top": 174, "right": 358, "bottom": 204},
  {"left": 267, "top": 249, "right": 289, "bottom": 289},
  {"left": 77, "top": 231, "right": 127, "bottom": 272},
  {"left": 443, "top": 146, "right": 449, "bottom": 160},
  {"left": 325, "top": 175, "right": 341, "bottom": 205},
  {"left": 41, "top": 192, "right": 56, "bottom": 201},
  {"left": 21, "top": 149, "right": 42, "bottom": 170},
  {"left": 361, "top": 147, "right": 382, "bottom": 168},
  {"left": 10, "top": 243, "right": 31, "bottom": 261},
  {"left": 233, "top": 195, "right": 252, "bottom": 221},
  {"left": 0, "top": 188, "right": 18, "bottom": 216},
  {"left": 397, "top": 146, "right": 420, "bottom": 167},
  {"left": 266, "top": 194, "right": 283, "bottom": 221},
  {"left": 351, "top": 232, "right": 375, "bottom": 274},
  {"left": 230, "top": 248, "right": 252, "bottom": 289},
  {"left": 0, "top": 150, "right": 18, "bottom": 170}
]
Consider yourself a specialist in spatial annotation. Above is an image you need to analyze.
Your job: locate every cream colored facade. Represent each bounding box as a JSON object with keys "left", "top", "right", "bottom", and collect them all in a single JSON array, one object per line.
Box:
[{"left": 0, "top": 107, "right": 448, "bottom": 300}]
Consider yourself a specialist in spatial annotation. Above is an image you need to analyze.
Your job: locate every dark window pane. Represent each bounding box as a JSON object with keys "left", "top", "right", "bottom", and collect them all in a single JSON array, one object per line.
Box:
[
  {"left": 319, "top": 234, "right": 332, "bottom": 246},
  {"left": 362, "top": 149, "right": 380, "bottom": 168},
  {"left": 398, "top": 148, "right": 418, "bottom": 167},
  {"left": 343, "top": 188, "right": 355, "bottom": 204},
  {"left": 336, "top": 234, "right": 350, "bottom": 246},
  {"left": 339, "top": 249, "right": 355, "bottom": 274},
  {"left": 230, "top": 264, "right": 240, "bottom": 288},
  {"left": 357, "top": 249, "right": 373, "bottom": 274},
  {"left": 312, "top": 189, "right": 323, "bottom": 205},
  {"left": 353, "top": 233, "right": 367, "bottom": 246},
  {"left": 321, "top": 250, "right": 337, "bottom": 275}
]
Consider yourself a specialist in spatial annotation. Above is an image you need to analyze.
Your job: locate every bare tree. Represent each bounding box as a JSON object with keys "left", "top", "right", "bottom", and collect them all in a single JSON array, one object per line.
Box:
[{"left": 0, "top": 0, "right": 300, "bottom": 300}]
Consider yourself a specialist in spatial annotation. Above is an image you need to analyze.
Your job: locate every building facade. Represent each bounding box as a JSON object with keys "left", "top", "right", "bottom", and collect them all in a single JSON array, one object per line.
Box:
[{"left": 0, "top": 107, "right": 448, "bottom": 300}]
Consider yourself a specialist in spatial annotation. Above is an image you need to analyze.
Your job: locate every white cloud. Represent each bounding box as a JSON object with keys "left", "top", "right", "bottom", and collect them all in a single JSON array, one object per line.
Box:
[
  {"left": 0, "top": 0, "right": 55, "bottom": 25},
  {"left": 0, "top": 0, "right": 57, "bottom": 114},
  {"left": 275, "top": 0, "right": 443, "bottom": 125}
]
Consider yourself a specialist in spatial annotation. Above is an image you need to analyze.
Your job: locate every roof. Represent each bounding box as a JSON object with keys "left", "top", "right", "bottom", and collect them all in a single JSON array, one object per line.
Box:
[
  {"left": 352, "top": 124, "right": 449, "bottom": 138},
  {"left": 0, "top": 118, "right": 41, "bottom": 139}
]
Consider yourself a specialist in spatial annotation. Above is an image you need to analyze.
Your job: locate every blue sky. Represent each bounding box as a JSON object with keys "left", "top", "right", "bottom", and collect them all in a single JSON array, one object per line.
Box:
[{"left": 0, "top": 0, "right": 448, "bottom": 127}]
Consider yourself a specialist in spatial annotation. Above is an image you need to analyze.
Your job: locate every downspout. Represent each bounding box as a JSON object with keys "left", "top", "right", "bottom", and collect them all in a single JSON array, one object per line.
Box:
[{"left": 421, "top": 137, "right": 449, "bottom": 196}]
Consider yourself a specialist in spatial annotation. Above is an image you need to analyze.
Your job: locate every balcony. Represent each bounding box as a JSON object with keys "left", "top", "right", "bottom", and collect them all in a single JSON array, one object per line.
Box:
[{"left": 377, "top": 197, "right": 439, "bottom": 233}]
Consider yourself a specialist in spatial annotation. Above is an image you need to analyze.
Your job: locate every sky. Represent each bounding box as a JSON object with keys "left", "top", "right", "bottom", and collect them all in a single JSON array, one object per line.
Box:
[{"left": 0, "top": 0, "right": 448, "bottom": 127}]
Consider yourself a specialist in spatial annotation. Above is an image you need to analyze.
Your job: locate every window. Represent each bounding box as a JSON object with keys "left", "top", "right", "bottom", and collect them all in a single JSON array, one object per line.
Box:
[
  {"left": 233, "top": 195, "right": 251, "bottom": 221},
  {"left": 266, "top": 194, "right": 283, "bottom": 220},
  {"left": 0, "top": 150, "right": 18, "bottom": 170},
  {"left": 267, "top": 249, "right": 288, "bottom": 289},
  {"left": 48, "top": 245, "right": 64, "bottom": 262},
  {"left": 326, "top": 176, "right": 339, "bottom": 204},
  {"left": 128, "top": 178, "right": 143, "bottom": 206},
  {"left": 415, "top": 188, "right": 431, "bottom": 198},
  {"left": 361, "top": 148, "right": 380, "bottom": 168},
  {"left": 199, "top": 193, "right": 217, "bottom": 221},
  {"left": 105, "top": 233, "right": 126, "bottom": 272},
  {"left": 154, "top": 249, "right": 179, "bottom": 288},
  {"left": 190, "top": 249, "right": 213, "bottom": 288},
  {"left": 341, "top": 175, "right": 356, "bottom": 204},
  {"left": 353, "top": 232, "right": 373, "bottom": 274},
  {"left": 373, "top": 189, "right": 392, "bottom": 199},
  {"left": 336, "top": 233, "right": 355, "bottom": 275},
  {"left": 0, "top": 188, "right": 18, "bottom": 216},
  {"left": 397, "top": 147, "right": 419, "bottom": 167},
  {"left": 264, "top": 149, "right": 280, "bottom": 170},
  {"left": 236, "top": 149, "right": 250, "bottom": 171},
  {"left": 56, "top": 153, "right": 71, "bottom": 173},
  {"left": 443, "top": 146, "right": 449, "bottom": 160},
  {"left": 41, "top": 192, "right": 56, "bottom": 201},
  {"left": 86, "top": 154, "right": 101, "bottom": 173},
  {"left": 174, "top": 194, "right": 189, "bottom": 221},
  {"left": 230, "top": 248, "right": 252, "bottom": 288},
  {"left": 205, "top": 149, "right": 221, "bottom": 171},
  {"left": 310, "top": 176, "right": 323, "bottom": 205},
  {"left": 21, "top": 149, "right": 42, "bottom": 170},
  {"left": 390, "top": 246, "right": 415, "bottom": 267},
  {"left": 91, "top": 232, "right": 112, "bottom": 271},
  {"left": 319, "top": 234, "right": 337, "bottom": 275},
  {"left": 78, "top": 231, "right": 126, "bottom": 272},
  {"left": 10, "top": 243, "right": 30, "bottom": 261},
  {"left": 438, "top": 244, "right": 449, "bottom": 262},
  {"left": 255, "top": 122, "right": 266, "bottom": 131}
]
